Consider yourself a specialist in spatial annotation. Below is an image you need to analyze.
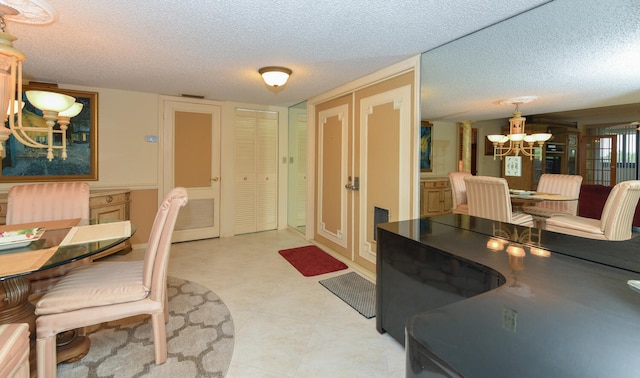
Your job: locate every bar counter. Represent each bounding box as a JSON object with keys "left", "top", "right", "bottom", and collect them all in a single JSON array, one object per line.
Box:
[{"left": 376, "top": 214, "right": 640, "bottom": 377}]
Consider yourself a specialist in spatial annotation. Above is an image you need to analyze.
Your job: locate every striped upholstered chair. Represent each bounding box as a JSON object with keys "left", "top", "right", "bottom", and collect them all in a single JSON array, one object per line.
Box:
[
  {"left": 449, "top": 172, "right": 472, "bottom": 214},
  {"left": 521, "top": 174, "right": 582, "bottom": 218},
  {"left": 545, "top": 180, "right": 640, "bottom": 240},
  {"left": 6, "top": 182, "right": 91, "bottom": 297},
  {"left": 464, "top": 176, "right": 534, "bottom": 227},
  {"left": 0, "top": 323, "right": 30, "bottom": 378},
  {"left": 6, "top": 182, "right": 90, "bottom": 225}
]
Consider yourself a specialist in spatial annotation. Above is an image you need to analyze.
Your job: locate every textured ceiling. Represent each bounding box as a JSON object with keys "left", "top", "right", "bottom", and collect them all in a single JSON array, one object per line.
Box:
[
  {"left": 2, "top": 0, "right": 549, "bottom": 107},
  {"left": 1, "top": 0, "right": 638, "bottom": 125},
  {"left": 422, "top": 0, "right": 640, "bottom": 123}
]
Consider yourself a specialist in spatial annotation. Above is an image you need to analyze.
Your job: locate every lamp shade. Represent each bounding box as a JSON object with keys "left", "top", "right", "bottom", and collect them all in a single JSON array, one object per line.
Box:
[
  {"left": 58, "top": 102, "right": 83, "bottom": 118},
  {"left": 25, "top": 90, "right": 75, "bottom": 113},
  {"left": 259, "top": 66, "right": 292, "bottom": 87}
]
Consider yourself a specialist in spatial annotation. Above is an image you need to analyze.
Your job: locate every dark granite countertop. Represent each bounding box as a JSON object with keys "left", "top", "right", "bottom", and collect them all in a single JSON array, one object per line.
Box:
[{"left": 378, "top": 215, "right": 640, "bottom": 377}]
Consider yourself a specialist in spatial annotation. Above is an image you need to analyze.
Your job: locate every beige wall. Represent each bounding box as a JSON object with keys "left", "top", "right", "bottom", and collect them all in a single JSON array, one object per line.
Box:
[{"left": 0, "top": 84, "right": 289, "bottom": 244}]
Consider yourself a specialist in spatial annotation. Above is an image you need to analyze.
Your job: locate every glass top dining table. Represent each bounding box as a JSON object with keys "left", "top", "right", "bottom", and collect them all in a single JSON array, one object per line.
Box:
[{"left": 0, "top": 218, "right": 136, "bottom": 281}]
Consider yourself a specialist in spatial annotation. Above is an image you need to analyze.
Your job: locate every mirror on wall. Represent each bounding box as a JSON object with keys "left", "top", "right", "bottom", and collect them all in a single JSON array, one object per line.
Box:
[
  {"left": 287, "top": 101, "right": 307, "bottom": 233},
  {"left": 419, "top": 0, "right": 640, "bottom": 179},
  {"left": 420, "top": 0, "right": 639, "bottom": 125}
]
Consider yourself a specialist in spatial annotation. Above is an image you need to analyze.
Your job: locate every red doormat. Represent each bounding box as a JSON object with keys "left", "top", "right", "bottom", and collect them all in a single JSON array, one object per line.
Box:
[{"left": 278, "top": 245, "right": 348, "bottom": 277}]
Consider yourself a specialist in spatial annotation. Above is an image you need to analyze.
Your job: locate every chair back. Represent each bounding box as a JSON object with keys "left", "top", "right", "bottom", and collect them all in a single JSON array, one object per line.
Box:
[
  {"left": 464, "top": 176, "right": 513, "bottom": 223},
  {"left": 449, "top": 172, "right": 472, "bottom": 212},
  {"left": 535, "top": 174, "right": 583, "bottom": 215},
  {"left": 600, "top": 180, "right": 640, "bottom": 240},
  {"left": 6, "top": 182, "right": 90, "bottom": 225},
  {"left": 142, "top": 187, "right": 188, "bottom": 303}
]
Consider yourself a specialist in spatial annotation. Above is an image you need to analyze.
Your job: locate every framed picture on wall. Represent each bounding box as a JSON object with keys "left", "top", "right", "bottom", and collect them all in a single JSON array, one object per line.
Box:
[
  {"left": 420, "top": 121, "right": 433, "bottom": 172},
  {"left": 0, "top": 84, "right": 98, "bottom": 182}
]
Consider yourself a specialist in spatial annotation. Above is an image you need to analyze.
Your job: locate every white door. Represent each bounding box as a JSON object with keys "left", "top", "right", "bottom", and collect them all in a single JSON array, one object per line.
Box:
[{"left": 161, "top": 97, "right": 221, "bottom": 241}]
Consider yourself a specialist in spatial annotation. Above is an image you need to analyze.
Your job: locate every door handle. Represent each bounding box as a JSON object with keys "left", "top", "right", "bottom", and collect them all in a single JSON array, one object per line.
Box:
[
  {"left": 345, "top": 184, "right": 353, "bottom": 190},
  {"left": 211, "top": 177, "right": 220, "bottom": 182}
]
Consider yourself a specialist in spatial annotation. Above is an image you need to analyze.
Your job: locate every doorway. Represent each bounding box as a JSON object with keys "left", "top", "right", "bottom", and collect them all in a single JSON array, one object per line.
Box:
[{"left": 287, "top": 101, "right": 307, "bottom": 234}]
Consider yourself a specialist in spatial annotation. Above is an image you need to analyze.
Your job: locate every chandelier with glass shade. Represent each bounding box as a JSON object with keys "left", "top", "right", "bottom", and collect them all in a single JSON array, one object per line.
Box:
[
  {"left": 486, "top": 96, "right": 552, "bottom": 160},
  {"left": 0, "top": 1, "right": 83, "bottom": 161}
]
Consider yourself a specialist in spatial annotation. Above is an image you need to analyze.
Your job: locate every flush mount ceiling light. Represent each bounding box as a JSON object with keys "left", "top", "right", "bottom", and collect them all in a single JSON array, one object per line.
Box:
[{"left": 258, "top": 66, "right": 292, "bottom": 87}]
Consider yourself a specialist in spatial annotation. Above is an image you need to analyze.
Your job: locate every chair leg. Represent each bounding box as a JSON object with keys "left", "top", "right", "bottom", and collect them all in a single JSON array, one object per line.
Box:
[
  {"left": 151, "top": 313, "right": 167, "bottom": 365},
  {"left": 164, "top": 290, "right": 169, "bottom": 324},
  {"left": 37, "top": 336, "right": 58, "bottom": 378}
]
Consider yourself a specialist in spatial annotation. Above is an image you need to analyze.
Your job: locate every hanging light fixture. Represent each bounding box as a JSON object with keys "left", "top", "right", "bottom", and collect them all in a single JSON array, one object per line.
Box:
[
  {"left": 487, "top": 96, "right": 552, "bottom": 160},
  {"left": 0, "top": 2, "right": 79, "bottom": 161},
  {"left": 258, "top": 66, "right": 292, "bottom": 87}
]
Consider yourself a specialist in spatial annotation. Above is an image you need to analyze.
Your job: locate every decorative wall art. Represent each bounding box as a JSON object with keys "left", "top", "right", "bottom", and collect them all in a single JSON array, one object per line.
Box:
[
  {"left": 420, "top": 121, "right": 432, "bottom": 172},
  {"left": 0, "top": 85, "right": 98, "bottom": 182}
]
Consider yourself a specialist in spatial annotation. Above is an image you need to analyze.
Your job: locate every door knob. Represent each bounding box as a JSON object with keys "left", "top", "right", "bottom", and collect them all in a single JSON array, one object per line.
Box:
[{"left": 212, "top": 177, "right": 220, "bottom": 182}]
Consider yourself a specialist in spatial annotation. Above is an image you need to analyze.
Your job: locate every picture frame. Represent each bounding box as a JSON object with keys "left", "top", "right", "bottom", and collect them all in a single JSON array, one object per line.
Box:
[
  {"left": 420, "top": 121, "right": 433, "bottom": 172},
  {"left": 0, "top": 85, "right": 98, "bottom": 182}
]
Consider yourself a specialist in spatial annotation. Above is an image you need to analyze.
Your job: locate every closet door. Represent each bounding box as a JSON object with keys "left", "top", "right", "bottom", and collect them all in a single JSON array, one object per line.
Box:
[{"left": 234, "top": 109, "right": 278, "bottom": 234}]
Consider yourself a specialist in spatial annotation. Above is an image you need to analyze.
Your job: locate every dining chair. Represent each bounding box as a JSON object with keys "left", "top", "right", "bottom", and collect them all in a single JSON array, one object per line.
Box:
[
  {"left": 0, "top": 323, "right": 30, "bottom": 378},
  {"left": 7, "top": 182, "right": 91, "bottom": 297},
  {"left": 6, "top": 182, "right": 90, "bottom": 225},
  {"left": 545, "top": 180, "right": 640, "bottom": 241},
  {"left": 448, "top": 171, "right": 472, "bottom": 214},
  {"left": 464, "top": 176, "right": 534, "bottom": 227},
  {"left": 34, "top": 187, "right": 188, "bottom": 378},
  {"left": 521, "top": 174, "right": 583, "bottom": 217}
]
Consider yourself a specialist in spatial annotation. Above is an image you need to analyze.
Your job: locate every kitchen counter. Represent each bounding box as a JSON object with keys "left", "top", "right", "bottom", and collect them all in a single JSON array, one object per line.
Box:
[{"left": 376, "top": 214, "right": 640, "bottom": 377}]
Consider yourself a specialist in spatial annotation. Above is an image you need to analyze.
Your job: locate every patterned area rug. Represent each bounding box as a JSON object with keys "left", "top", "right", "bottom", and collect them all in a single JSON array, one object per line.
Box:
[
  {"left": 57, "top": 277, "right": 234, "bottom": 377},
  {"left": 320, "top": 272, "right": 376, "bottom": 318}
]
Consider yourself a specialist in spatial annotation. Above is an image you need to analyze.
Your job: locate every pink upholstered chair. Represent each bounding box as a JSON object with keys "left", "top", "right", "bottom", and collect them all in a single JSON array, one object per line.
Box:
[
  {"left": 545, "top": 180, "right": 640, "bottom": 240},
  {"left": 464, "top": 176, "right": 534, "bottom": 227},
  {"left": 0, "top": 323, "right": 30, "bottom": 378},
  {"left": 522, "top": 174, "right": 583, "bottom": 217},
  {"left": 7, "top": 182, "right": 91, "bottom": 297},
  {"left": 448, "top": 172, "right": 472, "bottom": 214},
  {"left": 6, "top": 182, "right": 90, "bottom": 225},
  {"left": 34, "top": 187, "right": 188, "bottom": 378}
]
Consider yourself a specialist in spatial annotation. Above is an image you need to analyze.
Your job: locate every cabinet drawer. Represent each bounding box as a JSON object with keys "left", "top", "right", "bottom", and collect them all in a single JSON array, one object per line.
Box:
[
  {"left": 422, "top": 180, "right": 449, "bottom": 188},
  {"left": 90, "top": 192, "right": 130, "bottom": 208}
]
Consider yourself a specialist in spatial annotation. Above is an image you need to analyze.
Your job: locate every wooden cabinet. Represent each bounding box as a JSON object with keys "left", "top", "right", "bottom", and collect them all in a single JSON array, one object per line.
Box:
[
  {"left": 88, "top": 190, "right": 132, "bottom": 260},
  {"left": 502, "top": 120, "right": 580, "bottom": 190},
  {"left": 0, "top": 189, "right": 131, "bottom": 260},
  {"left": 420, "top": 178, "right": 452, "bottom": 217}
]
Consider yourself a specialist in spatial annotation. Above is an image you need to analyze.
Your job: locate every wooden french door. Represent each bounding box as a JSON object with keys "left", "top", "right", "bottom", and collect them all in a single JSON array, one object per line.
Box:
[
  {"left": 580, "top": 135, "right": 616, "bottom": 186},
  {"left": 161, "top": 97, "right": 221, "bottom": 242}
]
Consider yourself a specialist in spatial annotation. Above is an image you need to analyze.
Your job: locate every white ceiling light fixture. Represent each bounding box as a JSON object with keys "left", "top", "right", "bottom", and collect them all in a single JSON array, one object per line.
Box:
[
  {"left": 258, "top": 66, "right": 292, "bottom": 88},
  {"left": 0, "top": 1, "right": 80, "bottom": 161},
  {"left": 487, "top": 96, "right": 552, "bottom": 160}
]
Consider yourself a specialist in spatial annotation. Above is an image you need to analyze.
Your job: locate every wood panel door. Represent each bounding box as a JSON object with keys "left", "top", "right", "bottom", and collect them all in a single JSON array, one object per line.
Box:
[{"left": 161, "top": 97, "right": 221, "bottom": 242}]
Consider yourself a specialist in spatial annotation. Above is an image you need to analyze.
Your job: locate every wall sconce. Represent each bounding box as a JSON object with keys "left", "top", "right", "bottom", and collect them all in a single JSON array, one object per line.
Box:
[
  {"left": 0, "top": 5, "right": 80, "bottom": 161},
  {"left": 259, "top": 66, "right": 292, "bottom": 87}
]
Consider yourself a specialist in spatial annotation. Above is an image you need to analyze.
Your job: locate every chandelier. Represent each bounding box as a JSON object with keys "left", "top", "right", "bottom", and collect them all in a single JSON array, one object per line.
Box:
[
  {"left": 486, "top": 97, "right": 552, "bottom": 160},
  {"left": 0, "top": 2, "right": 82, "bottom": 161}
]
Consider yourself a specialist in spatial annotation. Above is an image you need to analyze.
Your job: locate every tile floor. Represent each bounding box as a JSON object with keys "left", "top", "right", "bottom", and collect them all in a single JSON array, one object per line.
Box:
[{"left": 110, "top": 228, "right": 405, "bottom": 377}]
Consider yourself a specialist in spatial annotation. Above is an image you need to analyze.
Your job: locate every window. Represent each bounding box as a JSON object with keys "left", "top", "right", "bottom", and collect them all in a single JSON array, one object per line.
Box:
[{"left": 588, "top": 125, "right": 639, "bottom": 183}]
